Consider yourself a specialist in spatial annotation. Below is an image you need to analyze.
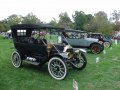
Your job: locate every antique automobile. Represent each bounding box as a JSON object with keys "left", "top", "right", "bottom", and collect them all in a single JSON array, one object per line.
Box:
[
  {"left": 87, "top": 33, "right": 112, "bottom": 48},
  {"left": 11, "top": 24, "right": 87, "bottom": 80},
  {"left": 61, "top": 29, "right": 104, "bottom": 54}
]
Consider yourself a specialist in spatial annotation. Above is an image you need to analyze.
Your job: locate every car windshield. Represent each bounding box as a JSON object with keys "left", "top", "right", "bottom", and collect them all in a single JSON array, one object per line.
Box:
[{"left": 31, "top": 29, "right": 62, "bottom": 44}]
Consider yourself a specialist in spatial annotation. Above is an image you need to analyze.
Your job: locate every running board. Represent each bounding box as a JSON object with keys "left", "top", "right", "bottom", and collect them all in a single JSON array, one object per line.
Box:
[{"left": 24, "top": 60, "right": 40, "bottom": 66}]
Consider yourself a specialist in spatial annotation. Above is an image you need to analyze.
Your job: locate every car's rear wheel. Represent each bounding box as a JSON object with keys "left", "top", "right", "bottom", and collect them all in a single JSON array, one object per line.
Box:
[
  {"left": 48, "top": 57, "right": 67, "bottom": 80},
  {"left": 90, "top": 43, "right": 101, "bottom": 54},
  {"left": 71, "top": 53, "right": 87, "bottom": 70},
  {"left": 11, "top": 51, "right": 22, "bottom": 68},
  {"left": 103, "top": 41, "right": 111, "bottom": 48}
]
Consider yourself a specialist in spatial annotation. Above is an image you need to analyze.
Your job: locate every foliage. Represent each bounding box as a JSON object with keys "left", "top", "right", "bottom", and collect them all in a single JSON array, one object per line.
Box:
[
  {"left": 21, "top": 13, "right": 41, "bottom": 24},
  {"left": 49, "top": 18, "right": 58, "bottom": 27},
  {"left": 58, "top": 12, "right": 73, "bottom": 29},
  {"left": 84, "top": 11, "right": 113, "bottom": 35},
  {"left": 95, "top": 11, "right": 113, "bottom": 35},
  {"left": 113, "top": 22, "right": 120, "bottom": 31},
  {"left": 0, "top": 21, "right": 7, "bottom": 32},
  {"left": 72, "top": 11, "right": 93, "bottom": 30},
  {"left": 83, "top": 18, "right": 98, "bottom": 32},
  {"left": 0, "top": 20, "right": 9, "bottom": 32},
  {"left": 111, "top": 10, "right": 120, "bottom": 31},
  {"left": 6, "top": 14, "right": 22, "bottom": 30},
  {"left": 0, "top": 10, "right": 120, "bottom": 34},
  {"left": 6, "top": 14, "right": 21, "bottom": 26},
  {"left": 0, "top": 14, "right": 21, "bottom": 31},
  {"left": 111, "top": 10, "right": 120, "bottom": 23}
]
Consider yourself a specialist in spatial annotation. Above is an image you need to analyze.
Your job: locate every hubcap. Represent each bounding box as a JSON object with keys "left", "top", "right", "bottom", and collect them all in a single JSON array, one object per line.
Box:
[{"left": 104, "top": 42, "right": 110, "bottom": 47}]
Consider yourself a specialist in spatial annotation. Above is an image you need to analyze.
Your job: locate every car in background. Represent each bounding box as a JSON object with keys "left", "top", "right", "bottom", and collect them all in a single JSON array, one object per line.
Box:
[
  {"left": 61, "top": 29, "right": 104, "bottom": 54},
  {"left": 87, "top": 33, "right": 112, "bottom": 48}
]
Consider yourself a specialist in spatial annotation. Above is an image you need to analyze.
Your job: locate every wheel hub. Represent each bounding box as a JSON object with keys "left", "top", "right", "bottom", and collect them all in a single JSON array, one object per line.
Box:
[{"left": 55, "top": 66, "right": 60, "bottom": 71}]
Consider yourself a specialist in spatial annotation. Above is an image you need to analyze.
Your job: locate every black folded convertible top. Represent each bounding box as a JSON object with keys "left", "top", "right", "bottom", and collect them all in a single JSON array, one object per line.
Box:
[{"left": 11, "top": 24, "right": 64, "bottom": 30}]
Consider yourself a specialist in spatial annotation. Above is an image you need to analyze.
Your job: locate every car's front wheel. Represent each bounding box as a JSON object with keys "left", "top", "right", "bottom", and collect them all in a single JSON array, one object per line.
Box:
[
  {"left": 90, "top": 43, "right": 101, "bottom": 54},
  {"left": 103, "top": 41, "right": 111, "bottom": 48},
  {"left": 48, "top": 57, "right": 67, "bottom": 80},
  {"left": 71, "top": 53, "right": 87, "bottom": 70},
  {"left": 11, "top": 51, "right": 22, "bottom": 68}
]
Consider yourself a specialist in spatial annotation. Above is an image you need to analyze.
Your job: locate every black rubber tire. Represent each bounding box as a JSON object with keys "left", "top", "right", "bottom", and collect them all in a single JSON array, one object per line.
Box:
[
  {"left": 48, "top": 57, "right": 68, "bottom": 80},
  {"left": 71, "top": 53, "right": 87, "bottom": 70},
  {"left": 11, "top": 51, "right": 22, "bottom": 68},
  {"left": 103, "top": 41, "right": 111, "bottom": 48},
  {"left": 90, "top": 43, "right": 102, "bottom": 54}
]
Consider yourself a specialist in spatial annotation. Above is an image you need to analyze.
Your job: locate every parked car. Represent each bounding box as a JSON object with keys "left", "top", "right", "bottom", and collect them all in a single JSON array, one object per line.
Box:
[
  {"left": 60, "top": 29, "right": 104, "bottom": 54},
  {"left": 87, "top": 33, "right": 112, "bottom": 48},
  {"left": 11, "top": 24, "right": 87, "bottom": 80}
]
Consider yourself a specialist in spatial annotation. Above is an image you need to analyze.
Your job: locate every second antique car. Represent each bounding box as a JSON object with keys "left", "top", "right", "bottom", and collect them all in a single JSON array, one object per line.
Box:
[
  {"left": 11, "top": 24, "right": 87, "bottom": 80},
  {"left": 61, "top": 29, "right": 104, "bottom": 54},
  {"left": 87, "top": 33, "right": 112, "bottom": 48}
]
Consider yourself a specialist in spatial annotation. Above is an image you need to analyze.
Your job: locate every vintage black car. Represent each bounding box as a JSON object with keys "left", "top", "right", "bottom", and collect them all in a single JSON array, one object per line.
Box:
[{"left": 11, "top": 24, "right": 87, "bottom": 80}]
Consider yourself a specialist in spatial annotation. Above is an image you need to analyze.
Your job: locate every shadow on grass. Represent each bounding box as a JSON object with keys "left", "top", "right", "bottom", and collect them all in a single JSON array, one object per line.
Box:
[
  {"left": 21, "top": 62, "right": 87, "bottom": 80},
  {"left": 22, "top": 62, "right": 48, "bottom": 75}
]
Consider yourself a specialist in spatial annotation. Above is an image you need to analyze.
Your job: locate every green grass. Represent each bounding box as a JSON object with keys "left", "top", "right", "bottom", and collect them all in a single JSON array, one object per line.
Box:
[
  {"left": 45, "top": 34, "right": 58, "bottom": 43},
  {"left": 0, "top": 35, "right": 3, "bottom": 39},
  {"left": 0, "top": 39, "right": 120, "bottom": 90}
]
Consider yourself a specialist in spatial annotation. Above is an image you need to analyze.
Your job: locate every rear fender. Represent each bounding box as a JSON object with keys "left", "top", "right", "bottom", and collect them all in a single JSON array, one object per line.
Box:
[
  {"left": 89, "top": 42, "right": 102, "bottom": 48},
  {"left": 90, "top": 42, "right": 104, "bottom": 51}
]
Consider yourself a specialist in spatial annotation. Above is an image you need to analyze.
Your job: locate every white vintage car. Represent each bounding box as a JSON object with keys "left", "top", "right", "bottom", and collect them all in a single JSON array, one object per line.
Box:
[{"left": 61, "top": 29, "right": 104, "bottom": 54}]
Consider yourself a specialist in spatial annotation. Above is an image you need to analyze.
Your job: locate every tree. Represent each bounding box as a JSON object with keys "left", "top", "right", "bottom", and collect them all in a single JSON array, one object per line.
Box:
[
  {"left": 112, "top": 22, "right": 120, "bottom": 31},
  {"left": 83, "top": 18, "right": 98, "bottom": 32},
  {"left": 0, "top": 14, "right": 22, "bottom": 31},
  {"left": 7, "top": 14, "right": 21, "bottom": 25},
  {"left": 92, "top": 11, "right": 113, "bottom": 35},
  {"left": 111, "top": 10, "right": 120, "bottom": 31},
  {"left": 0, "top": 22, "right": 6, "bottom": 32},
  {"left": 111, "top": 10, "right": 120, "bottom": 24},
  {"left": 96, "top": 11, "right": 113, "bottom": 35},
  {"left": 0, "top": 20, "right": 10, "bottom": 32},
  {"left": 49, "top": 18, "right": 58, "bottom": 27},
  {"left": 72, "top": 11, "right": 93, "bottom": 30},
  {"left": 21, "top": 13, "right": 41, "bottom": 24},
  {"left": 84, "top": 11, "right": 113, "bottom": 35},
  {"left": 58, "top": 12, "right": 73, "bottom": 29}
]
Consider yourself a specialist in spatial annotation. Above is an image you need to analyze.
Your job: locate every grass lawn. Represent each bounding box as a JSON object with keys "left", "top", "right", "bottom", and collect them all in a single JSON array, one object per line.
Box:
[{"left": 0, "top": 39, "right": 120, "bottom": 90}]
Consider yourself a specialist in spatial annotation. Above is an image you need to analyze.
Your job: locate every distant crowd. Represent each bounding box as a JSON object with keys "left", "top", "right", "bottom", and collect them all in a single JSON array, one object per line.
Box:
[{"left": 0, "top": 32, "right": 12, "bottom": 39}]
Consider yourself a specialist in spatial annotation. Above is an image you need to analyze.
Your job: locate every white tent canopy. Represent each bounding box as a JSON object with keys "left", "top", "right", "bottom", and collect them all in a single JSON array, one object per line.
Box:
[{"left": 7, "top": 30, "right": 11, "bottom": 33}]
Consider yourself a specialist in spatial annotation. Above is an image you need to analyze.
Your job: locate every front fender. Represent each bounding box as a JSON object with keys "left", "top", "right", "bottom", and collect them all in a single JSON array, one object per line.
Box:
[
  {"left": 49, "top": 53, "right": 68, "bottom": 60},
  {"left": 75, "top": 48, "right": 87, "bottom": 54}
]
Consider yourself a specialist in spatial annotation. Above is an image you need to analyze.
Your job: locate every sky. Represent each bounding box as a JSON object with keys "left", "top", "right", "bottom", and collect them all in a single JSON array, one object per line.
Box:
[{"left": 0, "top": 0, "right": 120, "bottom": 22}]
